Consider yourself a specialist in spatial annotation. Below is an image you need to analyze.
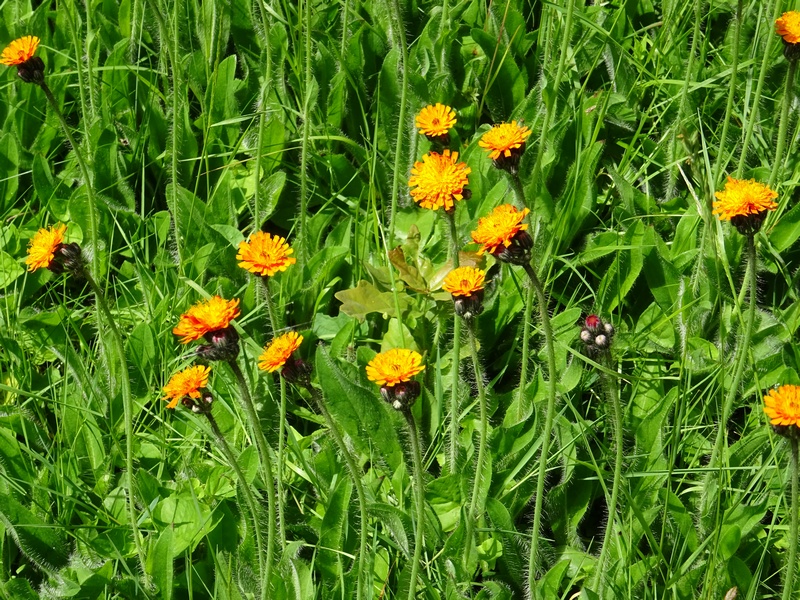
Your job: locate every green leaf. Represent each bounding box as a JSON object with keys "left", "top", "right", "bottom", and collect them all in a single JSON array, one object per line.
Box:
[
  {"left": 148, "top": 527, "right": 174, "bottom": 600},
  {"left": 334, "top": 280, "right": 411, "bottom": 322},
  {"left": 0, "top": 251, "right": 23, "bottom": 290},
  {"left": 596, "top": 220, "right": 646, "bottom": 313}
]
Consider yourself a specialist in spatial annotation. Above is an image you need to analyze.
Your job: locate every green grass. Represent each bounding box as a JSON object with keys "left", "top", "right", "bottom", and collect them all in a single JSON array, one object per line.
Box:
[{"left": 3, "top": 0, "right": 800, "bottom": 598}]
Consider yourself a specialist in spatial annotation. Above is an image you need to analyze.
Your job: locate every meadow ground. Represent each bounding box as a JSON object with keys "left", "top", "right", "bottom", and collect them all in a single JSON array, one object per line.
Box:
[{"left": 3, "top": 1, "right": 800, "bottom": 599}]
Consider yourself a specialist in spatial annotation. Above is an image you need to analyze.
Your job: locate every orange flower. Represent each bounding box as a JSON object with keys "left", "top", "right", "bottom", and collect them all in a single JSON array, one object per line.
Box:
[
  {"left": 442, "top": 267, "right": 486, "bottom": 297},
  {"left": 25, "top": 223, "right": 66, "bottom": 272},
  {"left": 408, "top": 150, "right": 471, "bottom": 212},
  {"left": 0, "top": 36, "right": 39, "bottom": 66},
  {"left": 237, "top": 232, "right": 296, "bottom": 277},
  {"left": 366, "top": 348, "right": 425, "bottom": 387},
  {"left": 258, "top": 331, "right": 303, "bottom": 373},
  {"left": 764, "top": 385, "right": 800, "bottom": 428},
  {"left": 478, "top": 122, "right": 531, "bottom": 160},
  {"left": 173, "top": 296, "right": 241, "bottom": 344},
  {"left": 713, "top": 177, "right": 778, "bottom": 221},
  {"left": 163, "top": 365, "right": 211, "bottom": 409},
  {"left": 415, "top": 104, "right": 457, "bottom": 138},
  {"left": 776, "top": 11, "right": 800, "bottom": 45},
  {"left": 471, "top": 204, "right": 530, "bottom": 256}
]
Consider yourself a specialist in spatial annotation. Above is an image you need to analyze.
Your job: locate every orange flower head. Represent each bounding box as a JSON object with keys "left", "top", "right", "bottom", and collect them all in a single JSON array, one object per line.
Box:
[
  {"left": 442, "top": 267, "right": 486, "bottom": 297},
  {"left": 479, "top": 122, "right": 531, "bottom": 160},
  {"left": 26, "top": 223, "right": 66, "bottom": 272},
  {"left": 237, "top": 231, "right": 296, "bottom": 277},
  {"left": 163, "top": 365, "right": 211, "bottom": 409},
  {"left": 776, "top": 11, "right": 800, "bottom": 45},
  {"left": 415, "top": 103, "right": 457, "bottom": 138},
  {"left": 764, "top": 385, "right": 800, "bottom": 430},
  {"left": 471, "top": 204, "right": 530, "bottom": 256},
  {"left": 713, "top": 177, "right": 778, "bottom": 234},
  {"left": 258, "top": 331, "right": 303, "bottom": 373},
  {"left": 0, "top": 36, "right": 39, "bottom": 66},
  {"left": 366, "top": 348, "right": 425, "bottom": 387},
  {"left": 408, "top": 150, "right": 471, "bottom": 212},
  {"left": 173, "top": 296, "right": 241, "bottom": 344}
]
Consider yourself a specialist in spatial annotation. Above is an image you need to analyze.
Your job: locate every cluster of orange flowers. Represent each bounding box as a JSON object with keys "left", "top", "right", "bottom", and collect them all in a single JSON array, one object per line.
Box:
[{"left": 16, "top": 11, "right": 800, "bottom": 432}]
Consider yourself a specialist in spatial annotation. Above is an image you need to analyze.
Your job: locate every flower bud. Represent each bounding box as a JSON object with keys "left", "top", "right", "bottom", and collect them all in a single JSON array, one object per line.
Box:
[
  {"left": 281, "top": 357, "right": 313, "bottom": 386},
  {"left": 197, "top": 327, "right": 241, "bottom": 361},
  {"left": 580, "top": 314, "right": 614, "bottom": 356},
  {"left": 380, "top": 380, "right": 421, "bottom": 412},
  {"left": 16, "top": 56, "right": 45, "bottom": 84}
]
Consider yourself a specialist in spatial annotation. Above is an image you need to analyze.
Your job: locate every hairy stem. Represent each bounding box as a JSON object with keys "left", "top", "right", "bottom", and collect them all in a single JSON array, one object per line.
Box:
[
  {"left": 404, "top": 409, "right": 425, "bottom": 600},
  {"left": 784, "top": 438, "right": 800, "bottom": 600},
  {"left": 227, "top": 360, "right": 278, "bottom": 578},
  {"left": 309, "top": 385, "right": 370, "bottom": 600},
  {"left": 41, "top": 83, "right": 98, "bottom": 282},
  {"left": 463, "top": 319, "right": 488, "bottom": 572},
  {"left": 522, "top": 262, "right": 558, "bottom": 599},
  {"left": 298, "top": 0, "right": 314, "bottom": 259},
  {"left": 530, "top": 0, "right": 574, "bottom": 189},
  {"left": 592, "top": 353, "right": 624, "bottom": 595},
  {"left": 713, "top": 0, "right": 742, "bottom": 185},
  {"left": 387, "top": 0, "right": 409, "bottom": 244},
  {"left": 205, "top": 411, "right": 268, "bottom": 599},
  {"left": 449, "top": 315, "right": 462, "bottom": 474},
  {"left": 770, "top": 58, "right": 798, "bottom": 188},
  {"left": 84, "top": 271, "right": 145, "bottom": 574},
  {"left": 444, "top": 211, "right": 460, "bottom": 269}
]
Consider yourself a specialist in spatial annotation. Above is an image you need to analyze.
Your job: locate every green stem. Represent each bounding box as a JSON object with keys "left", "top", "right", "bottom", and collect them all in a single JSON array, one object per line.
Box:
[
  {"left": 404, "top": 409, "right": 425, "bottom": 600},
  {"left": 770, "top": 59, "right": 798, "bottom": 188},
  {"left": 463, "top": 319, "right": 488, "bottom": 572},
  {"left": 709, "top": 235, "right": 758, "bottom": 474},
  {"left": 592, "top": 353, "right": 623, "bottom": 595},
  {"left": 309, "top": 385, "right": 369, "bottom": 600},
  {"left": 227, "top": 360, "right": 278, "bottom": 579},
  {"left": 448, "top": 315, "right": 462, "bottom": 474},
  {"left": 530, "top": 0, "right": 574, "bottom": 189},
  {"left": 41, "top": 83, "right": 99, "bottom": 282},
  {"left": 84, "top": 272, "right": 146, "bottom": 574},
  {"left": 738, "top": 0, "right": 782, "bottom": 177},
  {"left": 387, "top": 0, "right": 409, "bottom": 245},
  {"left": 298, "top": 0, "right": 314, "bottom": 259},
  {"left": 509, "top": 172, "right": 527, "bottom": 210},
  {"left": 700, "top": 235, "right": 758, "bottom": 595},
  {"left": 713, "top": 0, "right": 742, "bottom": 185},
  {"left": 522, "top": 262, "right": 558, "bottom": 599},
  {"left": 205, "top": 412, "right": 268, "bottom": 599},
  {"left": 518, "top": 285, "right": 534, "bottom": 416},
  {"left": 445, "top": 211, "right": 460, "bottom": 269},
  {"left": 784, "top": 438, "right": 799, "bottom": 600},
  {"left": 276, "top": 373, "right": 288, "bottom": 546},
  {"left": 258, "top": 277, "right": 285, "bottom": 543},
  {"left": 261, "top": 277, "right": 280, "bottom": 333}
]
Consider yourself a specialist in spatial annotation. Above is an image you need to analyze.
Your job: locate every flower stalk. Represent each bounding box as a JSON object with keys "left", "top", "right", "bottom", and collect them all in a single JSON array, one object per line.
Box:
[
  {"left": 83, "top": 269, "right": 146, "bottom": 573},
  {"left": 403, "top": 408, "right": 426, "bottom": 600},
  {"left": 592, "top": 352, "right": 623, "bottom": 595},
  {"left": 784, "top": 438, "right": 800, "bottom": 600},
  {"left": 205, "top": 411, "right": 270, "bottom": 599},
  {"left": 463, "top": 319, "right": 488, "bottom": 571},
  {"left": 227, "top": 359, "right": 279, "bottom": 571},
  {"left": 522, "top": 262, "right": 558, "bottom": 597},
  {"left": 39, "top": 82, "right": 100, "bottom": 282},
  {"left": 306, "top": 383, "right": 370, "bottom": 600},
  {"left": 449, "top": 315, "right": 462, "bottom": 474},
  {"left": 770, "top": 58, "right": 798, "bottom": 188}
]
